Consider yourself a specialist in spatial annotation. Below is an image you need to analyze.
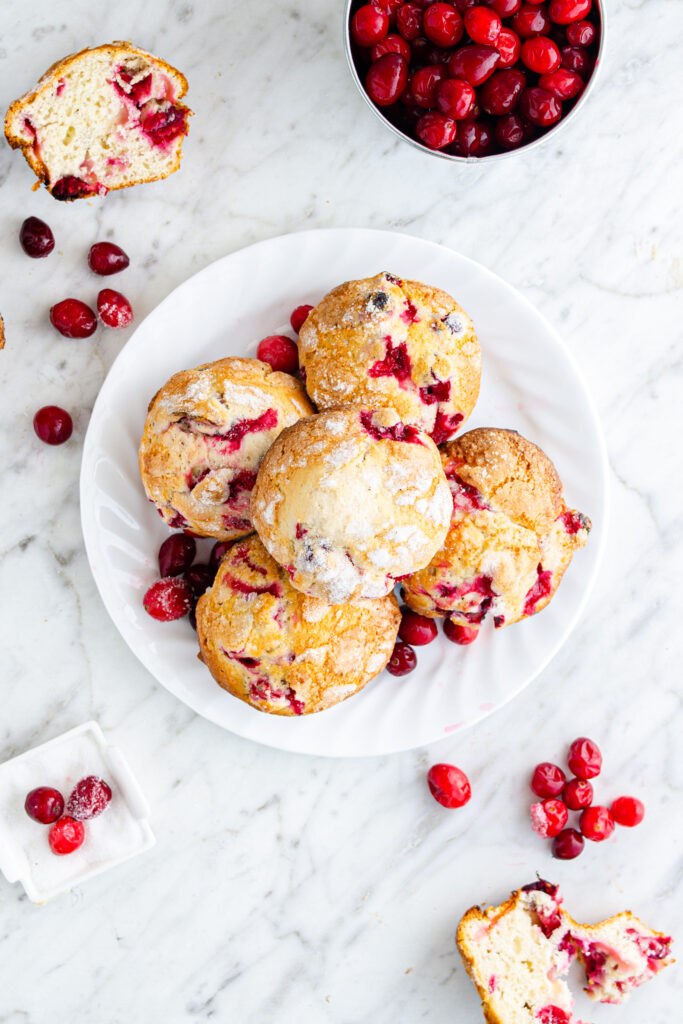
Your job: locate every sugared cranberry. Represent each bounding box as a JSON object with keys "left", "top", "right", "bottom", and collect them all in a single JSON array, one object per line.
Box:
[
  {"left": 464, "top": 6, "right": 502, "bottom": 44},
  {"left": 567, "top": 736, "right": 602, "bottom": 779},
  {"left": 50, "top": 298, "right": 97, "bottom": 338},
  {"left": 20, "top": 216, "right": 55, "bottom": 258},
  {"left": 453, "top": 118, "right": 494, "bottom": 155},
  {"left": 33, "top": 405, "right": 73, "bottom": 445},
  {"left": 521, "top": 35, "right": 561, "bottom": 72},
  {"left": 352, "top": 4, "right": 390, "bottom": 46},
  {"left": 443, "top": 619, "right": 479, "bottom": 643},
  {"left": 560, "top": 44, "right": 592, "bottom": 75},
  {"left": 610, "top": 796, "right": 645, "bottom": 828},
  {"left": 531, "top": 798, "right": 569, "bottom": 838},
  {"left": 396, "top": 2, "right": 424, "bottom": 39},
  {"left": 399, "top": 609, "right": 438, "bottom": 645},
  {"left": 563, "top": 777, "right": 593, "bottom": 810},
  {"left": 185, "top": 563, "right": 214, "bottom": 599},
  {"left": 566, "top": 18, "right": 595, "bottom": 44},
  {"left": 366, "top": 52, "right": 410, "bottom": 105},
  {"left": 371, "top": 32, "right": 413, "bottom": 61},
  {"left": 531, "top": 762, "right": 566, "bottom": 798},
  {"left": 580, "top": 805, "right": 615, "bottom": 842},
  {"left": 48, "top": 816, "right": 85, "bottom": 855},
  {"left": 448, "top": 44, "right": 500, "bottom": 85},
  {"left": 256, "top": 334, "right": 299, "bottom": 374},
  {"left": 511, "top": 4, "right": 551, "bottom": 37},
  {"left": 24, "top": 786, "right": 64, "bottom": 824},
  {"left": 97, "top": 288, "right": 134, "bottom": 328},
  {"left": 495, "top": 112, "right": 527, "bottom": 148},
  {"left": 209, "top": 540, "right": 233, "bottom": 573},
  {"left": 489, "top": 0, "right": 521, "bottom": 13},
  {"left": 548, "top": 0, "right": 591, "bottom": 23},
  {"left": 480, "top": 68, "right": 526, "bottom": 114},
  {"left": 416, "top": 110, "right": 457, "bottom": 149},
  {"left": 519, "top": 86, "right": 562, "bottom": 126},
  {"left": 387, "top": 640, "right": 418, "bottom": 675},
  {"left": 427, "top": 763, "right": 472, "bottom": 808},
  {"left": 423, "top": 2, "right": 465, "bottom": 46},
  {"left": 495, "top": 27, "right": 522, "bottom": 66},
  {"left": 66, "top": 775, "right": 112, "bottom": 820},
  {"left": 88, "top": 241, "right": 130, "bottom": 276},
  {"left": 539, "top": 67, "right": 583, "bottom": 98},
  {"left": 552, "top": 827, "right": 584, "bottom": 859},
  {"left": 143, "top": 577, "right": 194, "bottom": 621},
  {"left": 158, "top": 533, "right": 196, "bottom": 577},
  {"left": 412, "top": 64, "right": 448, "bottom": 106}
]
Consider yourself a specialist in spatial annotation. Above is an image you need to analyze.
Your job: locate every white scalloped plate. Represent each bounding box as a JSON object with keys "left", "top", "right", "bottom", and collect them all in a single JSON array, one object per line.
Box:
[{"left": 80, "top": 229, "right": 607, "bottom": 757}]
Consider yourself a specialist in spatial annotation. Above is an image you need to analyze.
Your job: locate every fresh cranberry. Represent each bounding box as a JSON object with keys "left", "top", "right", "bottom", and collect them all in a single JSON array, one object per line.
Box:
[
  {"left": 424, "top": 43, "right": 454, "bottom": 64},
  {"left": 520, "top": 86, "right": 562, "bottom": 126},
  {"left": 495, "top": 112, "right": 526, "bottom": 148},
  {"left": 352, "top": 4, "right": 390, "bottom": 45},
  {"left": 256, "top": 334, "right": 299, "bottom": 374},
  {"left": 66, "top": 775, "right": 113, "bottom": 820},
  {"left": 423, "top": 2, "right": 465, "bottom": 46},
  {"left": 531, "top": 762, "right": 566, "bottom": 798},
  {"left": 563, "top": 777, "right": 593, "bottom": 809},
  {"left": 143, "top": 577, "right": 194, "bottom": 621},
  {"left": 539, "top": 67, "right": 583, "bottom": 98},
  {"left": 560, "top": 44, "right": 592, "bottom": 75},
  {"left": 209, "top": 540, "right": 233, "bottom": 572},
  {"left": 396, "top": 2, "right": 424, "bottom": 39},
  {"left": 158, "top": 533, "right": 196, "bottom": 577},
  {"left": 371, "top": 0, "right": 403, "bottom": 13},
  {"left": 511, "top": 4, "right": 551, "bottom": 37},
  {"left": 448, "top": 44, "right": 500, "bottom": 85},
  {"left": 48, "top": 816, "right": 85, "bottom": 855},
  {"left": 451, "top": 0, "right": 479, "bottom": 8},
  {"left": 427, "top": 763, "right": 472, "bottom": 808},
  {"left": 435, "top": 78, "right": 476, "bottom": 118},
  {"left": 480, "top": 68, "right": 525, "bottom": 114},
  {"left": 24, "top": 786, "right": 64, "bottom": 824},
  {"left": 548, "top": 0, "right": 591, "bottom": 22},
  {"left": 50, "top": 298, "right": 97, "bottom": 338},
  {"left": 580, "top": 805, "right": 615, "bottom": 842},
  {"left": 371, "top": 32, "right": 413, "bottom": 61},
  {"left": 412, "top": 64, "right": 448, "bottom": 106},
  {"left": 567, "top": 737, "right": 602, "bottom": 779},
  {"left": 416, "top": 110, "right": 457, "bottom": 148},
  {"left": 488, "top": 0, "right": 521, "bottom": 15},
  {"left": 611, "top": 796, "right": 645, "bottom": 828},
  {"left": 566, "top": 18, "right": 595, "bottom": 44},
  {"left": 464, "top": 6, "right": 502, "bottom": 44},
  {"left": 184, "top": 563, "right": 214, "bottom": 599},
  {"left": 97, "top": 288, "right": 134, "bottom": 328},
  {"left": 495, "top": 27, "right": 522, "bottom": 66},
  {"left": 552, "top": 827, "right": 584, "bottom": 859},
  {"left": 88, "top": 241, "right": 130, "bottom": 276},
  {"left": 453, "top": 118, "right": 494, "bottom": 155},
  {"left": 399, "top": 609, "right": 438, "bottom": 645},
  {"left": 521, "top": 35, "right": 561, "bottom": 72},
  {"left": 33, "top": 405, "right": 73, "bottom": 445},
  {"left": 443, "top": 618, "right": 479, "bottom": 643},
  {"left": 366, "top": 52, "right": 410, "bottom": 104},
  {"left": 20, "top": 216, "right": 55, "bottom": 258},
  {"left": 387, "top": 640, "right": 418, "bottom": 675},
  {"left": 531, "top": 798, "right": 569, "bottom": 838}
]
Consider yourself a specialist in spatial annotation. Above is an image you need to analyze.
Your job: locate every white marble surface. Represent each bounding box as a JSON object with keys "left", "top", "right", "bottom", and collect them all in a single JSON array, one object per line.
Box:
[{"left": 0, "top": 1, "right": 681, "bottom": 1021}]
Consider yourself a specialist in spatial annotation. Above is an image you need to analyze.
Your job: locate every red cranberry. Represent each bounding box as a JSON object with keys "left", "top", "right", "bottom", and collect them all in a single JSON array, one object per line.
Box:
[
  {"left": 611, "top": 796, "right": 645, "bottom": 827},
  {"left": 435, "top": 77, "right": 476, "bottom": 118},
  {"left": 20, "top": 216, "right": 55, "bottom": 258},
  {"left": 464, "top": 6, "right": 502, "bottom": 44},
  {"left": 352, "top": 4, "right": 390, "bottom": 46},
  {"left": 488, "top": 0, "right": 521, "bottom": 15},
  {"left": 412, "top": 64, "right": 448, "bottom": 106},
  {"left": 50, "top": 298, "right": 97, "bottom": 338},
  {"left": 511, "top": 4, "right": 551, "bottom": 37},
  {"left": 452, "top": 0, "right": 478, "bottom": 8},
  {"left": 423, "top": 2, "right": 465, "bottom": 46},
  {"left": 521, "top": 35, "right": 561, "bottom": 72},
  {"left": 424, "top": 44, "right": 454, "bottom": 64},
  {"left": 531, "top": 798, "right": 568, "bottom": 838},
  {"left": 387, "top": 640, "right": 417, "bottom": 675},
  {"left": 566, "top": 18, "right": 595, "bottom": 44},
  {"left": 371, "top": 32, "right": 413, "bottom": 61},
  {"left": 66, "top": 775, "right": 112, "bottom": 820},
  {"left": 520, "top": 86, "right": 562, "bottom": 126},
  {"left": 366, "top": 52, "right": 410, "bottom": 105},
  {"left": 495, "top": 27, "right": 522, "bottom": 66},
  {"left": 548, "top": 0, "right": 591, "bottom": 23},
  {"left": 396, "top": 2, "right": 424, "bottom": 39},
  {"left": 567, "top": 736, "right": 602, "bottom": 779},
  {"left": 552, "top": 827, "right": 584, "bottom": 859},
  {"left": 530, "top": 762, "right": 566, "bottom": 798},
  {"left": 88, "top": 241, "right": 130, "bottom": 276},
  {"left": 427, "top": 763, "right": 471, "bottom": 808},
  {"left": 399, "top": 609, "right": 438, "bottom": 645},
  {"left": 443, "top": 619, "right": 478, "bottom": 643},
  {"left": 416, "top": 110, "right": 457, "bottom": 148},
  {"left": 24, "top": 786, "right": 64, "bottom": 824},
  {"left": 539, "top": 67, "right": 583, "bottom": 98},
  {"left": 97, "top": 288, "right": 134, "bottom": 328},
  {"left": 480, "top": 68, "right": 525, "bottom": 114},
  {"left": 580, "top": 805, "right": 615, "bottom": 842},
  {"left": 158, "top": 533, "right": 196, "bottom": 577},
  {"left": 185, "top": 563, "right": 214, "bottom": 598},
  {"left": 256, "top": 334, "right": 299, "bottom": 374},
  {"left": 143, "top": 577, "right": 194, "bottom": 621},
  {"left": 448, "top": 44, "right": 500, "bottom": 85},
  {"left": 33, "top": 405, "right": 73, "bottom": 445},
  {"left": 560, "top": 44, "right": 592, "bottom": 75},
  {"left": 563, "top": 777, "right": 593, "bottom": 809},
  {"left": 453, "top": 118, "right": 494, "bottom": 155},
  {"left": 371, "top": 0, "right": 403, "bottom": 13},
  {"left": 495, "top": 112, "right": 526, "bottom": 148},
  {"left": 209, "top": 540, "right": 233, "bottom": 573},
  {"left": 48, "top": 816, "right": 85, "bottom": 855}
]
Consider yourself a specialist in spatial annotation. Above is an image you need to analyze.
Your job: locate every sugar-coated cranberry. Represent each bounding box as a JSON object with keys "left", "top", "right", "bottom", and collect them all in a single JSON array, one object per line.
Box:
[
  {"left": 371, "top": 32, "right": 413, "bottom": 61},
  {"left": 453, "top": 118, "right": 495, "bottom": 156},
  {"left": 548, "top": 0, "right": 591, "bottom": 23},
  {"left": 435, "top": 77, "right": 476, "bottom": 119},
  {"left": 563, "top": 777, "right": 593, "bottom": 809},
  {"left": 49, "top": 816, "right": 85, "bottom": 855},
  {"left": 566, "top": 18, "right": 596, "bottom": 44},
  {"left": 567, "top": 737, "right": 602, "bottom": 779},
  {"left": 66, "top": 776, "right": 113, "bottom": 820},
  {"left": 488, "top": 0, "right": 521, "bottom": 15},
  {"left": 88, "top": 241, "right": 130, "bottom": 276},
  {"left": 520, "top": 86, "right": 562, "bottom": 126},
  {"left": 531, "top": 798, "right": 569, "bottom": 838},
  {"left": 464, "top": 6, "right": 502, "bottom": 44},
  {"left": 448, "top": 44, "right": 500, "bottom": 85},
  {"left": 521, "top": 35, "right": 561, "bottom": 72},
  {"left": 366, "top": 52, "right": 410, "bottom": 105},
  {"left": 399, "top": 609, "right": 438, "bottom": 645},
  {"left": 580, "top": 805, "right": 615, "bottom": 842},
  {"left": 352, "top": 4, "right": 390, "bottom": 46},
  {"left": 495, "top": 27, "right": 522, "bottom": 66},
  {"left": 412, "top": 63, "right": 448, "bottom": 106},
  {"left": 427, "top": 763, "right": 472, "bottom": 808},
  {"left": 24, "top": 786, "right": 64, "bottom": 824},
  {"left": 552, "top": 827, "right": 584, "bottom": 859},
  {"left": 143, "top": 576, "right": 194, "bottom": 621},
  {"left": 611, "top": 796, "right": 645, "bottom": 828},
  {"left": 97, "top": 288, "right": 134, "bottom": 328},
  {"left": 20, "top": 216, "right": 55, "bottom": 258},
  {"left": 480, "top": 68, "right": 526, "bottom": 114},
  {"left": 511, "top": 4, "right": 551, "bottom": 38},
  {"left": 495, "top": 112, "right": 526, "bottom": 148},
  {"left": 256, "top": 334, "right": 299, "bottom": 374},
  {"left": 560, "top": 44, "right": 592, "bottom": 75},
  {"left": 209, "top": 540, "right": 233, "bottom": 573},
  {"left": 387, "top": 640, "right": 418, "bottom": 675},
  {"left": 50, "top": 298, "right": 97, "bottom": 338},
  {"left": 539, "top": 67, "right": 583, "bottom": 98},
  {"left": 158, "top": 533, "right": 196, "bottom": 577},
  {"left": 396, "top": 2, "right": 424, "bottom": 39},
  {"left": 531, "top": 762, "right": 566, "bottom": 798},
  {"left": 423, "top": 2, "right": 465, "bottom": 46},
  {"left": 185, "top": 563, "right": 214, "bottom": 599},
  {"left": 443, "top": 619, "right": 479, "bottom": 643},
  {"left": 33, "top": 405, "right": 73, "bottom": 445},
  {"left": 416, "top": 110, "right": 457, "bottom": 149}
]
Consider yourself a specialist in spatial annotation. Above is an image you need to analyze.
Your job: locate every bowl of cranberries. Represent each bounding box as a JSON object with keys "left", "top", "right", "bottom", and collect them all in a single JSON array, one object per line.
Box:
[{"left": 345, "top": 0, "right": 603, "bottom": 159}]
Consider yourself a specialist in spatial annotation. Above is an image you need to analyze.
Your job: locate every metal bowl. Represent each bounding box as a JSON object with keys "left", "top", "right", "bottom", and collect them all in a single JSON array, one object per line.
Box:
[{"left": 343, "top": 0, "right": 605, "bottom": 162}]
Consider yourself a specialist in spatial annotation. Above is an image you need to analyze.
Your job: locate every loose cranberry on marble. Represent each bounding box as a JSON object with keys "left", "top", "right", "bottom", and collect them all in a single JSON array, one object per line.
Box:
[
  {"left": 66, "top": 775, "right": 112, "bottom": 820},
  {"left": 371, "top": 33, "right": 413, "bottom": 61},
  {"left": 511, "top": 4, "right": 551, "bottom": 38},
  {"left": 548, "top": 0, "right": 591, "bottom": 23},
  {"left": 531, "top": 798, "right": 569, "bottom": 838},
  {"left": 387, "top": 640, "right": 418, "bottom": 675},
  {"left": 366, "top": 52, "right": 410, "bottom": 104},
  {"left": 464, "top": 6, "right": 502, "bottom": 44},
  {"left": 448, "top": 43, "right": 500, "bottom": 85},
  {"left": 566, "top": 18, "right": 595, "bottom": 44},
  {"left": 611, "top": 796, "right": 645, "bottom": 827},
  {"left": 88, "top": 241, "right": 130, "bottom": 276},
  {"left": 560, "top": 44, "right": 592, "bottom": 75},
  {"left": 521, "top": 35, "right": 561, "bottom": 72},
  {"left": 563, "top": 777, "right": 593, "bottom": 810},
  {"left": 567, "top": 736, "right": 602, "bottom": 779},
  {"left": 519, "top": 86, "right": 562, "bottom": 126},
  {"left": 20, "top": 216, "right": 55, "bottom": 258},
  {"left": 352, "top": 4, "right": 390, "bottom": 46},
  {"left": 488, "top": 0, "right": 521, "bottom": 16},
  {"left": 143, "top": 577, "right": 194, "bottom": 621},
  {"left": 580, "top": 805, "right": 615, "bottom": 842},
  {"left": 538, "top": 67, "right": 583, "bottom": 98},
  {"left": 25, "top": 786, "right": 64, "bottom": 824},
  {"left": 453, "top": 118, "right": 495, "bottom": 155},
  {"left": 256, "top": 334, "right": 299, "bottom": 374},
  {"left": 48, "top": 816, "right": 85, "bottom": 855},
  {"left": 399, "top": 609, "right": 438, "bottom": 645},
  {"left": 33, "top": 405, "right": 73, "bottom": 445},
  {"left": 50, "top": 298, "right": 97, "bottom": 338},
  {"left": 552, "top": 827, "right": 584, "bottom": 859},
  {"left": 416, "top": 110, "right": 457, "bottom": 149},
  {"left": 495, "top": 112, "right": 527, "bottom": 147},
  {"left": 435, "top": 77, "right": 476, "bottom": 118},
  {"left": 443, "top": 618, "right": 479, "bottom": 644},
  {"left": 412, "top": 63, "right": 448, "bottom": 106},
  {"left": 396, "top": 2, "right": 424, "bottom": 39},
  {"left": 423, "top": 2, "right": 465, "bottom": 46},
  {"left": 158, "top": 533, "right": 196, "bottom": 577},
  {"left": 495, "top": 27, "right": 522, "bottom": 66},
  {"left": 531, "top": 762, "right": 566, "bottom": 798},
  {"left": 427, "top": 763, "right": 472, "bottom": 808},
  {"left": 480, "top": 68, "right": 526, "bottom": 114},
  {"left": 97, "top": 288, "right": 134, "bottom": 328}
]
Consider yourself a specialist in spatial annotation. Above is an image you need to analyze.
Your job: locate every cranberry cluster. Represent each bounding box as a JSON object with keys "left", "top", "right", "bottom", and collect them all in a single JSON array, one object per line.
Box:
[
  {"left": 529, "top": 737, "right": 645, "bottom": 859},
  {"left": 349, "top": 0, "right": 600, "bottom": 156},
  {"left": 386, "top": 605, "right": 476, "bottom": 677},
  {"left": 24, "top": 775, "right": 112, "bottom": 855}
]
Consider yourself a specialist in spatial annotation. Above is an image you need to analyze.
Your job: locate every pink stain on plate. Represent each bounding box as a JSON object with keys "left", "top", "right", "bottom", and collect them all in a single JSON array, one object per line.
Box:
[
  {"left": 444, "top": 722, "right": 464, "bottom": 733},
  {"left": 479, "top": 702, "right": 495, "bottom": 711}
]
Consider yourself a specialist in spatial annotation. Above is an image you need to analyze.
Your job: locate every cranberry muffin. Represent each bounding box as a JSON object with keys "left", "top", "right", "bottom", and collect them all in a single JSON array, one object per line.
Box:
[
  {"left": 196, "top": 535, "right": 401, "bottom": 716},
  {"left": 403, "top": 428, "right": 590, "bottom": 637},
  {"left": 139, "top": 357, "right": 313, "bottom": 540},
  {"left": 251, "top": 406, "right": 452, "bottom": 604},
  {"left": 298, "top": 272, "right": 480, "bottom": 444}
]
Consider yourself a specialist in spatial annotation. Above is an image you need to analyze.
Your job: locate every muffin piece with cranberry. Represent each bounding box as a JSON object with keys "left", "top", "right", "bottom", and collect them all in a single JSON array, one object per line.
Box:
[
  {"left": 403, "top": 428, "right": 590, "bottom": 636},
  {"left": 139, "top": 357, "right": 313, "bottom": 541},
  {"left": 4, "top": 42, "right": 191, "bottom": 199},
  {"left": 196, "top": 534, "right": 400, "bottom": 716},
  {"left": 298, "top": 272, "right": 480, "bottom": 444}
]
